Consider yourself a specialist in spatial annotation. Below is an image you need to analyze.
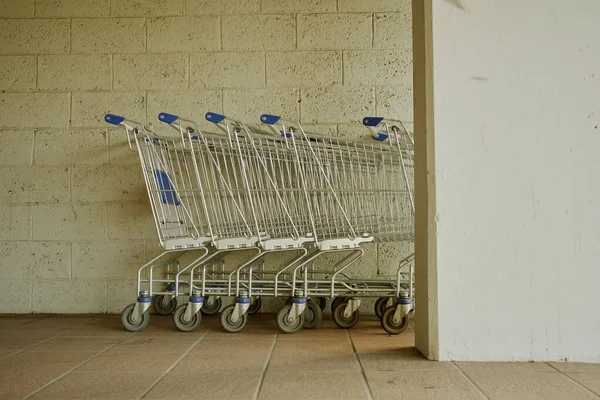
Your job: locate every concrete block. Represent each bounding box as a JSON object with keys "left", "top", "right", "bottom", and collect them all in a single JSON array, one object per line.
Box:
[
  {"left": 262, "top": 0, "right": 336, "bottom": 12},
  {"left": 222, "top": 14, "right": 295, "bottom": 51},
  {"left": 107, "top": 203, "right": 156, "bottom": 240},
  {"left": 114, "top": 54, "right": 188, "bottom": 90},
  {"left": 109, "top": 129, "right": 139, "bottom": 165},
  {"left": 0, "top": 166, "right": 69, "bottom": 204},
  {"left": 107, "top": 279, "right": 137, "bottom": 313},
  {"left": 298, "top": 14, "right": 371, "bottom": 50},
  {"left": 0, "top": 93, "right": 70, "bottom": 128},
  {"left": 267, "top": 51, "right": 341, "bottom": 87},
  {"left": 72, "top": 18, "right": 145, "bottom": 54},
  {"left": 0, "top": 0, "right": 33, "bottom": 17},
  {"left": 0, "top": 280, "right": 31, "bottom": 313},
  {"left": 33, "top": 204, "right": 106, "bottom": 241},
  {"left": 146, "top": 90, "right": 222, "bottom": 132},
  {"left": 72, "top": 241, "right": 145, "bottom": 279},
  {"left": 34, "top": 129, "right": 108, "bottom": 165},
  {"left": 0, "top": 56, "right": 36, "bottom": 91},
  {"left": 147, "top": 16, "right": 219, "bottom": 52},
  {"left": 71, "top": 164, "right": 145, "bottom": 202},
  {"left": 186, "top": 0, "right": 259, "bottom": 14},
  {"left": 337, "top": 124, "right": 372, "bottom": 140},
  {"left": 36, "top": 0, "right": 110, "bottom": 17},
  {"left": 0, "top": 205, "right": 30, "bottom": 241},
  {"left": 0, "top": 241, "right": 69, "bottom": 279},
  {"left": 338, "top": 0, "right": 407, "bottom": 12},
  {"left": 111, "top": 0, "right": 184, "bottom": 16},
  {"left": 72, "top": 92, "right": 146, "bottom": 128},
  {"left": 300, "top": 124, "right": 338, "bottom": 137},
  {"left": 223, "top": 88, "right": 299, "bottom": 123},
  {"left": 300, "top": 87, "right": 374, "bottom": 123},
  {"left": 38, "top": 55, "right": 111, "bottom": 91},
  {"left": 374, "top": 12, "right": 412, "bottom": 49},
  {"left": 375, "top": 86, "right": 413, "bottom": 121},
  {"left": 190, "top": 52, "right": 265, "bottom": 89},
  {"left": 0, "top": 19, "right": 69, "bottom": 53},
  {"left": 32, "top": 279, "right": 108, "bottom": 313},
  {"left": 378, "top": 241, "right": 413, "bottom": 276},
  {"left": 0, "top": 130, "right": 33, "bottom": 165},
  {"left": 344, "top": 50, "right": 413, "bottom": 86}
]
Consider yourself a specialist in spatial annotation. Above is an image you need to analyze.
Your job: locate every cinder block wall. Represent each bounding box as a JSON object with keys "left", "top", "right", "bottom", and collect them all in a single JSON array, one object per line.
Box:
[{"left": 0, "top": 0, "right": 413, "bottom": 313}]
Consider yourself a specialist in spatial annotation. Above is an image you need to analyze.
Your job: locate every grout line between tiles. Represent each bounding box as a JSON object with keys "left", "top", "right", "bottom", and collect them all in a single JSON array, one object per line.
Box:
[
  {"left": 452, "top": 362, "right": 491, "bottom": 400},
  {"left": 346, "top": 330, "right": 374, "bottom": 400},
  {"left": 547, "top": 362, "right": 600, "bottom": 397},
  {"left": 253, "top": 332, "right": 279, "bottom": 400},
  {"left": 139, "top": 329, "right": 211, "bottom": 399},
  {"left": 23, "top": 331, "right": 137, "bottom": 399},
  {"left": 0, "top": 331, "right": 63, "bottom": 361}
]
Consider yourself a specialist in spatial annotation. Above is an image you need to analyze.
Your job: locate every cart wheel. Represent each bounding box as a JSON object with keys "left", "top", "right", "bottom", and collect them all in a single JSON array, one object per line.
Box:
[
  {"left": 374, "top": 297, "right": 392, "bottom": 319},
  {"left": 173, "top": 304, "right": 202, "bottom": 332},
  {"left": 315, "top": 297, "right": 327, "bottom": 311},
  {"left": 276, "top": 304, "right": 305, "bottom": 334},
  {"left": 303, "top": 300, "right": 322, "bottom": 329},
  {"left": 330, "top": 297, "right": 347, "bottom": 314},
  {"left": 152, "top": 295, "right": 177, "bottom": 316},
  {"left": 220, "top": 304, "right": 248, "bottom": 333},
  {"left": 332, "top": 301, "right": 359, "bottom": 329},
  {"left": 380, "top": 306, "right": 409, "bottom": 335},
  {"left": 201, "top": 296, "right": 222, "bottom": 315},
  {"left": 248, "top": 297, "right": 262, "bottom": 315},
  {"left": 121, "top": 303, "right": 150, "bottom": 332}
]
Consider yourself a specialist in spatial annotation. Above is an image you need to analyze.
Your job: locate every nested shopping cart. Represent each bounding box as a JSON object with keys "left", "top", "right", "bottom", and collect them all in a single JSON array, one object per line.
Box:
[{"left": 105, "top": 111, "right": 414, "bottom": 335}]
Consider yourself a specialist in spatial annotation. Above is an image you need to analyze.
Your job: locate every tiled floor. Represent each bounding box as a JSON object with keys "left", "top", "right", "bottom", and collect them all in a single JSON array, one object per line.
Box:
[{"left": 0, "top": 314, "right": 598, "bottom": 400}]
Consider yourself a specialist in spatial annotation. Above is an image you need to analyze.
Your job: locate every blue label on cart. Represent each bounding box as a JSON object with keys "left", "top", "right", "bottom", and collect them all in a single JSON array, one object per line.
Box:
[
  {"left": 292, "top": 297, "right": 307, "bottom": 304},
  {"left": 236, "top": 297, "right": 251, "bottom": 304},
  {"left": 158, "top": 113, "right": 179, "bottom": 123},
  {"left": 373, "top": 132, "right": 389, "bottom": 141},
  {"left": 154, "top": 170, "right": 181, "bottom": 206}
]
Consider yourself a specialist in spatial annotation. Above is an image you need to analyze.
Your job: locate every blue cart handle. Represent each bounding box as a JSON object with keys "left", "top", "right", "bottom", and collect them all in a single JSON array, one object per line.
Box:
[
  {"left": 362, "top": 117, "right": 384, "bottom": 127},
  {"left": 205, "top": 112, "right": 227, "bottom": 123},
  {"left": 260, "top": 114, "right": 281, "bottom": 125},
  {"left": 158, "top": 112, "right": 179, "bottom": 124},
  {"left": 104, "top": 114, "right": 126, "bottom": 125}
]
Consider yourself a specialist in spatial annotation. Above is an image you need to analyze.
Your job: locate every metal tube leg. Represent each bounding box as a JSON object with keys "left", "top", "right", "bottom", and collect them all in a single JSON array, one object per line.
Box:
[{"left": 230, "top": 290, "right": 251, "bottom": 323}]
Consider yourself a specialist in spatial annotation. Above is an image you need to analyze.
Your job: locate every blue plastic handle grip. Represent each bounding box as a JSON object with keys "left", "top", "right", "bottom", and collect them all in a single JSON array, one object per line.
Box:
[
  {"left": 158, "top": 112, "right": 179, "bottom": 124},
  {"left": 363, "top": 117, "right": 384, "bottom": 127},
  {"left": 104, "top": 114, "right": 125, "bottom": 125},
  {"left": 373, "top": 132, "right": 389, "bottom": 141},
  {"left": 205, "top": 112, "right": 226, "bottom": 123},
  {"left": 260, "top": 114, "right": 281, "bottom": 125}
]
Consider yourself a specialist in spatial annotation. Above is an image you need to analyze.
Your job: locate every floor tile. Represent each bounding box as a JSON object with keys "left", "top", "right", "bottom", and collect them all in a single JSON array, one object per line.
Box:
[
  {"left": 204, "top": 326, "right": 277, "bottom": 340},
  {"left": 259, "top": 371, "right": 369, "bottom": 400},
  {"left": 77, "top": 350, "right": 184, "bottom": 373},
  {"left": 358, "top": 348, "right": 456, "bottom": 371},
  {"left": 172, "top": 352, "right": 269, "bottom": 373},
  {"left": 549, "top": 362, "right": 600, "bottom": 373},
  {"left": 365, "top": 370, "right": 485, "bottom": 400},
  {"left": 26, "top": 336, "right": 121, "bottom": 352},
  {"left": 110, "top": 335, "right": 200, "bottom": 353},
  {"left": 269, "top": 350, "right": 360, "bottom": 371},
  {"left": 565, "top": 373, "right": 600, "bottom": 396},
  {"left": 190, "top": 337, "right": 274, "bottom": 354},
  {"left": 0, "top": 351, "right": 98, "bottom": 399},
  {"left": 350, "top": 333, "right": 415, "bottom": 352},
  {"left": 274, "top": 337, "right": 353, "bottom": 353},
  {"left": 276, "top": 326, "right": 349, "bottom": 340},
  {"left": 459, "top": 363, "right": 599, "bottom": 400},
  {"left": 0, "top": 335, "right": 54, "bottom": 352},
  {"left": 29, "top": 370, "right": 163, "bottom": 400},
  {"left": 145, "top": 371, "right": 261, "bottom": 399}
]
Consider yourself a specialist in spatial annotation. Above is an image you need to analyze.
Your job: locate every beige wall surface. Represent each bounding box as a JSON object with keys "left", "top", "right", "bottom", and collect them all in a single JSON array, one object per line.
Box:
[{"left": 0, "top": 0, "right": 413, "bottom": 313}]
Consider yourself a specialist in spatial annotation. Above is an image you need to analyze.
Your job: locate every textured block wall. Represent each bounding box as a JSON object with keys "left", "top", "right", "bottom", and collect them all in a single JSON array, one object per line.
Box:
[{"left": 0, "top": 0, "right": 413, "bottom": 313}]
